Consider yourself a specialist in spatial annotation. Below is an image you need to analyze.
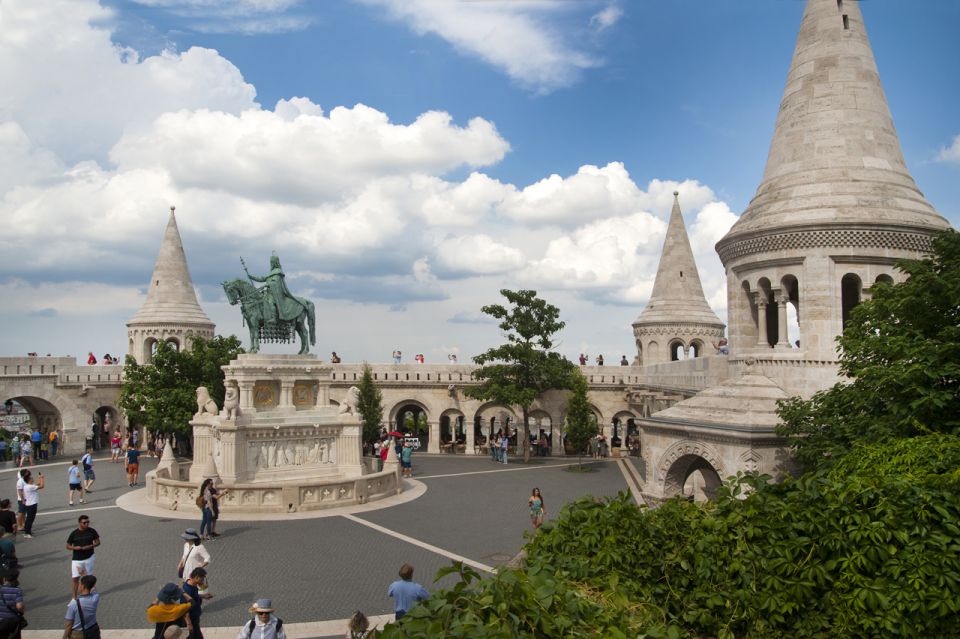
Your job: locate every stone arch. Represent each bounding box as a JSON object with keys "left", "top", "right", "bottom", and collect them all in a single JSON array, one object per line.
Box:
[
  {"left": 756, "top": 277, "right": 776, "bottom": 347},
  {"left": 165, "top": 337, "right": 181, "bottom": 350},
  {"left": 92, "top": 404, "right": 121, "bottom": 450},
  {"left": 611, "top": 410, "right": 637, "bottom": 447},
  {"left": 688, "top": 340, "right": 704, "bottom": 358},
  {"left": 143, "top": 337, "right": 159, "bottom": 364},
  {"left": 841, "top": 272, "right": 863, "bottom": 330},
  {"left": 0, "top": 382, "right": 88, "bottom": 455},
  {"left": 656, "top": 439, "right": 726, "bottom": 500},
  {"left": 740, "top": 280, "right": 758, "bottom": 345},
  {"left": 780, "top": 273, "right": 801, "bottom": 347},
  {"left": 668, "top": 339, "right": 685, "bottom": 361},
  {"left": 439, "top": 408, "right": 466, "bottom": 445},
  {"left": 528, "top": 409, "right": 554, "bottom": 453}
]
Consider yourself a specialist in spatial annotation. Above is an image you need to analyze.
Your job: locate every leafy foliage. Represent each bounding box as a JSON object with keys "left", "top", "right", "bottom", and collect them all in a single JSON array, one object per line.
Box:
[
  {"left": 563, "top": 368, "right": 595, "bottom": 468},
  {"left": 379, "top": 434, "right": 960, "bottom": 638},
  {"left": 118, "top": 335, "right": 244, "bottom": 434},
  {"left": 466, "top": 289, "right": 576, "bottom": 462},
  {"left": 356, "top": 364, "right": 384, "bottom": 446},
  {"left": 777, "top": 229, "right": 960, "bottom": 470}
]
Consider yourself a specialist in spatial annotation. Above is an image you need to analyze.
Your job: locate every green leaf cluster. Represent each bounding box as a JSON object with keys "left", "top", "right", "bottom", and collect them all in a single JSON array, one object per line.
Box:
[
  {"left": 118, "top": 335, "right": 244, "bottom": 434},
  {"left": 465, "top": 290, "right": 576, "bottom": 461},
  {"left": 379, "top": 436, "right": 960, "bottom": 638},
  {"left": 563, "top": 368, "right": 596, "bottom": 467},
  {"left": 777, "top": 229, "right": 960, "bottom": 470},
  {"left": 356, "top": 364, "right": 384, "bottom": 446}
]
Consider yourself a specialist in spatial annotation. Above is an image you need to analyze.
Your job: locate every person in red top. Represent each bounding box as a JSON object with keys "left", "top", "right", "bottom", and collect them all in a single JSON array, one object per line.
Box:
[{"left": 86, "top": 353, "right": 97, "bottom": 365}]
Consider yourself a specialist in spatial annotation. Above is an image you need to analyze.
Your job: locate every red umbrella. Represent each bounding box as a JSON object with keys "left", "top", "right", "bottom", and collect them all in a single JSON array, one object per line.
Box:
[{"left": 386, "top": 431, "right": 405, "bottom": 438}]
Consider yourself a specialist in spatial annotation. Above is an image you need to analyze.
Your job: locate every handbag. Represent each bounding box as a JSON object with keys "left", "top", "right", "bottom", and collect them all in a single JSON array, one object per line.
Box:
[{"left": 177, "top": 546, "right": 194, "bottom": 579}]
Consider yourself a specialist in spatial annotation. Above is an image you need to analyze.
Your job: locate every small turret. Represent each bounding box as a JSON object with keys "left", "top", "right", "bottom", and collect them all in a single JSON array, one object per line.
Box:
[
  {"left": 127, "top": 206, "right": 215, "bottom": 364},
  {"left": 632, "top": 192, "right": 725, "bottom": 366}
]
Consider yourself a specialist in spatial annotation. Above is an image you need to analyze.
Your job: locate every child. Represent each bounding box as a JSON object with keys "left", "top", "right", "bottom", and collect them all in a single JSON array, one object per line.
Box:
[{"left": 68, "top": 459, "right": 85, "bottom": 506}]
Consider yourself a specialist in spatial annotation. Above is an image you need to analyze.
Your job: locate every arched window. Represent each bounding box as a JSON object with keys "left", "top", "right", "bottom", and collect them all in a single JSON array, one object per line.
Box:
[
  {"left": 841, "top": 273, "right": 862, "bottom": 330},
  {"left": 669, "top": 340, "right": 685, "bottom": 361},
  {"left": 689, "top": 341, "right": 703, "bottom": 358}
]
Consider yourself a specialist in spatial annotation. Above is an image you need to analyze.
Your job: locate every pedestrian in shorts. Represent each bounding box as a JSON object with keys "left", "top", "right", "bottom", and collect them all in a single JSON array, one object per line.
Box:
[
  {"left": 66, "top": 515, "right": 100, "bottom": 598},
  {"left": 80, "top": 449, "right": 95, "bottom": 492},
  {"left": 68, "top": 460, "right": 86, "bottom": 506}
]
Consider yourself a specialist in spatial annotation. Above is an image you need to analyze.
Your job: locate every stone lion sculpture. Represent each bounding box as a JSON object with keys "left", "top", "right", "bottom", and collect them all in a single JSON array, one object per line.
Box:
[
  {"left": 338, "top": 386, "right": 360, "bottom": 415},
  {"left": 221, "top": 384, "right": 240, "bottom": 420},
  {"left": 195, "top": 386, "right": 219, "bottom": 419}
]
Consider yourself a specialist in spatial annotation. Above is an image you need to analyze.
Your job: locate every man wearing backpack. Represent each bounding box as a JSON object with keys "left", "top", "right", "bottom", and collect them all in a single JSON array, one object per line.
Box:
[{"left": 236, "top": 599, "right": 285, "bottom": 639}]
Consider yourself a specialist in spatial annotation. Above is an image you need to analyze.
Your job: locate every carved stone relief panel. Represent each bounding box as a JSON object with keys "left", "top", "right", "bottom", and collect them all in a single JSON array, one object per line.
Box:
[
  {"left": 293, "top": 382, "right": 316, "bottom": 408},
  {"left": 253, "top": 383, "right": 277, "bottom": 409},
  {"left": 247, "top": 436, "right": 338, "bottom": 470}
]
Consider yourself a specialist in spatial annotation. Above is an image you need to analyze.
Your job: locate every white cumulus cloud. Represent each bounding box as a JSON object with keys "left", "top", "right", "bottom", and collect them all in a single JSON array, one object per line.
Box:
[
  {"left": 361, "top": 0, "right": 600, "bottom": 93},
  {"left": 937, "top": 134, "right": 960, "bottom": 163},
  {"left": 434, "top": 234, "right": 525, "bottom": 275}
]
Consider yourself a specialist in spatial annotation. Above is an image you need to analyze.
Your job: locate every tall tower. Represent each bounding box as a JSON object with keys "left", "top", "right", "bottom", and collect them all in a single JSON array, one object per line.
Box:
[
  {"left": 127, "top": 207, "right": 215, "bottom": 364},
  {"left": 715, "top": 0, "right": 950, "bottom": 396},
  {"left": 633, "top": 192, "right": 725, "bottom": 366}
]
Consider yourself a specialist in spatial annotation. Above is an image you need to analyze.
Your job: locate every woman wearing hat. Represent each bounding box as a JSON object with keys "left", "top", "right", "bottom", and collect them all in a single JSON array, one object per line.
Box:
[
  {"left": 177, "top": 529, "right": 209, "bottom": 583},
  {"left": 147, "top": 583, "right": 193, "bottom": 639},
  {"left": 236, "top": 599, "right": 285, "bottom": 639}
]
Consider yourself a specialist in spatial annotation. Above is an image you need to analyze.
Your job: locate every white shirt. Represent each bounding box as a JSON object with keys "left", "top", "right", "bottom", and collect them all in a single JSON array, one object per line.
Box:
[
  {"left": 237, "top": 616, "right": 286, "bottom": 639},
  {"left": 22, "top": 483, "right": 39, "bottom": 507},
  {"left": 181, "top": 542, "right": 211, "bottom": 579},
  {"left": 15, "top": 477, "right": 24, "bottom": 503}
]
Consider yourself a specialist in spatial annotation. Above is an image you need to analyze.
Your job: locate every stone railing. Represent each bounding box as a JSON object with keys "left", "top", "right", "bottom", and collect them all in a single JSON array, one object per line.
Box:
[
  {"left": 145, "top": 463, "right": 401, "bottom": 514},
  {"left": 0, "top": 357, "right": 124, "bottom": 383}
]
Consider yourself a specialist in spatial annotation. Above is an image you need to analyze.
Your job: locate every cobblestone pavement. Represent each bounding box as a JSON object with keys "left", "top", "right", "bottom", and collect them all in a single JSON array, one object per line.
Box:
[{"left": 3, "top": 451, "right": 629, "bottom": 636}]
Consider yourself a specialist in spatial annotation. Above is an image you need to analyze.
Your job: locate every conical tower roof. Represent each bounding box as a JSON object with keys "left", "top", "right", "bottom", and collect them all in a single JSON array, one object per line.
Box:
[
  {"left": 128, "top": 207, "right": 214, "bottom": 327},
  {"left": 634, "top": 192, "right": 724, "bottom": 327},
  {"left": 719, "top": 0, "right": 948, "bottom": 253}
]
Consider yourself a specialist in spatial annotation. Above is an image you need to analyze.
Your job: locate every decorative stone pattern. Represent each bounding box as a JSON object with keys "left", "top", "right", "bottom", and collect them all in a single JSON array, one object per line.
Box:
[{"left": 717, "top": 226, "right": 937, "bottom": 264}]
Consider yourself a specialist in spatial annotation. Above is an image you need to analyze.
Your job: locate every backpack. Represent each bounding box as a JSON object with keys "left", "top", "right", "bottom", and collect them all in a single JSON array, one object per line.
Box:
[{"left": 247, "top": 618, "right": 283, "bottom": 634}]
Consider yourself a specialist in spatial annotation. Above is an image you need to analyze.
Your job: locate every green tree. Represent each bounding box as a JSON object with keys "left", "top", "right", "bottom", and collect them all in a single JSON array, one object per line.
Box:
[
  {"left": 119, "top": 335, "right": 244, "bottom": 437},
  {"left": 356, "top": 363, "right": 384, "bottom": 448},
  {"left": 563, "top": 368, "right": 596, "bottom": 469},
  {"left": 466, "top": 290, "right": 576, "bottom": 462},
  {"left": 777, "top": 229, "right": 960, "bottom": 470}
]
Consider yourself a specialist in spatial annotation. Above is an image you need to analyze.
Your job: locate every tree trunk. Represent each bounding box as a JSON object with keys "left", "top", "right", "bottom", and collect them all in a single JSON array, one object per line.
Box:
[{"left": 522, "top": 406, "right": 531, "bottom": 463}]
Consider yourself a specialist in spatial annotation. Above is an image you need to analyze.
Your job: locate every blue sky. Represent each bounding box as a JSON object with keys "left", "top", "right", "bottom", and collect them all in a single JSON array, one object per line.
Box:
[{"left": 0, "top": 0, "right": 957, "bottom": 364}]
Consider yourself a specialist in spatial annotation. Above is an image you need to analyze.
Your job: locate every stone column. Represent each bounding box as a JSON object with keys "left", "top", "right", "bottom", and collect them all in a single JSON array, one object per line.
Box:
[
  {"left": 239, "top": 382, "right": 255, "bottom": 410},
  {"left": 279, "top": 381, "right": 295, "bottom": 411},
  {"left": 465, "top": 416, "right": 475, "bottom": 455},
  {"left": 776, "top": 295, "right": 791, "bottom": 349},
  {"left": 189, "top": 420, "right": 214, "bottom": 482},
  {"left": 427, "top": 421, "right": 440, "bottom": 454},
  {"left": 756, "top": 297, "right": 769, "bottom": 347},
  {"left": 551, "top": 416, "right": 564, "bottom": 456}
]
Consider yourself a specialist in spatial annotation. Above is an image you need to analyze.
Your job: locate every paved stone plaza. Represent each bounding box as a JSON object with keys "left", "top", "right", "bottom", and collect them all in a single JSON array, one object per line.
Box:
[{"left": 5, "top": 452, "right": 635, "bottom": 638}]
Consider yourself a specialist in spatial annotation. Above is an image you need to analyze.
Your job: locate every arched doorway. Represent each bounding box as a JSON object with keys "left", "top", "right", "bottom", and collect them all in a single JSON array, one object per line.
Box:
[
  {"left": 440, "top": 410, "right": 465, "bottom": 452},
  {"left": 529, "top": 411, "right": 553, "bottom": 456},
  {"left": 391, "top": 402, "right": 429, "bottom": 450},
  {"left": 92, "top": 405, "right": 121, "bottom": 451},
  {"left": 474, "top": 404, "right": 517, "bottom": 455},
  {"left": 1, "top": 396, "right": 63, "bottom": 461},
  {"left": 664, "top": 454, "right": 723, "bottom": 501}
]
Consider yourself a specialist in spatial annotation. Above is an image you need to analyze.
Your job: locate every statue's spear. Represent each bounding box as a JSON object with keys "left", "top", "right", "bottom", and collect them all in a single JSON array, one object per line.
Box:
[{"left": 240, "top": 256, "right": 250, "bottom": 277}]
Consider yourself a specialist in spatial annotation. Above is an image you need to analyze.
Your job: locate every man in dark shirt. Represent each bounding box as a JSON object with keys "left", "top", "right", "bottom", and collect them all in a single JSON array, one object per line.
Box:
[
  {"left": 181, "top": 567, "right": 213, "bottom": 639},
  {"left": 66, "top": 515, "right": 100, "bottom": 598},
  {"left": 0, "top": 499, "right": 17, "bottom": 538},
  {"left": 126, "top": 445, "right": 142, "bottom": 487}
]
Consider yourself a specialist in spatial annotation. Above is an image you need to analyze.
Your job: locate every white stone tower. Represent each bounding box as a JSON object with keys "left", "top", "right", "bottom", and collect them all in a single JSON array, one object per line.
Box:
[
  {"left": 715, "top": 0, "right": 950, "bottom": 396},
  {"left": 633, "top": 192, "right": 725, "bottom": 366},
  {"left": 127, "top": 207, "right": 215, "bottom": 363}
]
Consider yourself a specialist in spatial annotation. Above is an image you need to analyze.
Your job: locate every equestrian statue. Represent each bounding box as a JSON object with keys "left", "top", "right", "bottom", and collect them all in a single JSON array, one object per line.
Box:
[{"left": 222, "top": 253, "right": 316, "bottom": 354}]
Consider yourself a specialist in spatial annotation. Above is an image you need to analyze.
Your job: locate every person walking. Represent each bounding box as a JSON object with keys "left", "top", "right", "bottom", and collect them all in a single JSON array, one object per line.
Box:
[
  {"left": 68, "top": 460, "right": 86, "bottom": 506},
  {"left": 18, "top": 470, "right": 43, "bottom": 538},
  {"left": 147, "top": 583, "right": 193, "bottom": 639},
  {"left": 178, "top": 529, "right": 210, "bottom": 583},
  {"left": 66, "top": 515, "right": 100, "bottom": 598},
  {"left": 110, "top": 431, "right": 122, "bottom": 463},
  {"left": 236, "top": 599, "right": 286, "bottom": 639},
  {"left": 63, "top": 574, "right": 100, "bottom": 639},
  {"left": 500, "top": 432, "right": 508, "bottom": 465},
  {"left": 387, "top": 564, "right": 429, "bottom": 621},
  {"left": 528, "top": 488, "right": 545, "bottom": 532},
  {"left": 18, "top": 438, "right": 31, "bottom": 469},
  {"left": 0, "top": 437, "right": 7, "bottom": 463},
  {"left": 126, "top": 444, "right": 142, "bottom": 487},
  {"left": 181, "top": 568, "right": 213, "bottom": 639},
  {"left": 0, "top": 569, "right": 25, "bottom": 639},
  {"left": 400, "top": 441, "right": 413, "bottom": 478},
  {"left": 198, "top": 480, "right": 215, "bottom": 541},
  {"left": 50, "top": 429, "right": 59, "bottom": 457},
  {"left": 30, "top": 430, "right": 41, "bottom": 462},
  {"left": 80, "top": 449, "right": 95, "bottom": 492}
]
